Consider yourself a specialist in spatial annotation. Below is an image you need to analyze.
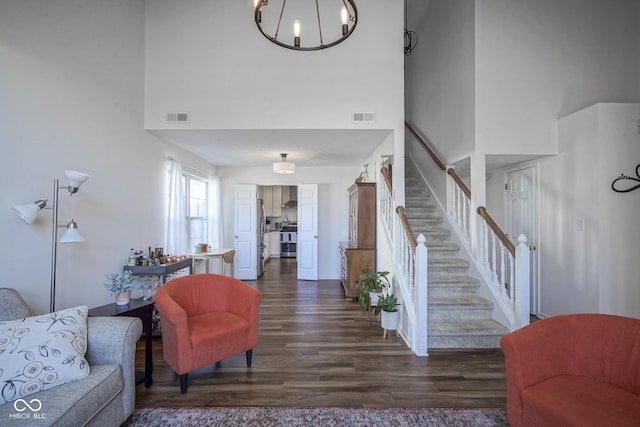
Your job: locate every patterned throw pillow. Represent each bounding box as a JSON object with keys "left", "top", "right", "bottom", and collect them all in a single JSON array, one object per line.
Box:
[{"left": 0, "top": 306, "right": 90, "bottom": 404}]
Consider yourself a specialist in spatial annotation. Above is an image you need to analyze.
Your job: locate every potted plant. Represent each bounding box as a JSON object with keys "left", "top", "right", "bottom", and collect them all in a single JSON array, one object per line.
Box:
[
  {"left": 103, "top": 270, "right": 133, "bottom": 305},
  {"left": 355, "top": 268, "right": 390, "bottom": 314},
  {"left": 375, "top": 292, "right": 401, "bottom": 334}
]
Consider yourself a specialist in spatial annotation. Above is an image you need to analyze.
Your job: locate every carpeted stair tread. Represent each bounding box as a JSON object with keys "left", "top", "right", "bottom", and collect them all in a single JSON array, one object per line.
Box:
[
  {"left": 428, "top": 319, "right": 509, "bottom": 336},
  {"left": 429, "top": 296, "right": 494, "bottom": 309}
]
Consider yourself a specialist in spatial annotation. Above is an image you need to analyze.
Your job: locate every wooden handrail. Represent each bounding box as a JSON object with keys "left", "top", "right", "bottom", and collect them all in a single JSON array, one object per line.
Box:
[
  {"left": 395, "top": 206, "right": 418, "bottom": 250},
  {"left": 380, "top": 165, "right": 393, "bottom": 192},
  {"left": 446, "top": 168, "right": 471, "bottom": 199},
  {"left": 405, "top": 121, "right": 446, "bottom": 171},
  {"left": 477, "top": 206, "right": 515, "bottom": 257}
]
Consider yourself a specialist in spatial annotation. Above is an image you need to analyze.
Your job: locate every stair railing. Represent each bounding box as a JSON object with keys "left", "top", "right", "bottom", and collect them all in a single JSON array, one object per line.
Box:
[
  {"left": 395, "top": 206, "right": 428, "bottom": 356},
  {"left": 405, "top": 120, "right": 530, "bottom": 330},
  {"left": 446, "top": 168, "right": 471, "bottom": 245},
  {"left": 379, "top": 166, "right": 394, "bottom": 242},
  {"left": 477, "top": 207, "right": 530, "bottom": 328}
]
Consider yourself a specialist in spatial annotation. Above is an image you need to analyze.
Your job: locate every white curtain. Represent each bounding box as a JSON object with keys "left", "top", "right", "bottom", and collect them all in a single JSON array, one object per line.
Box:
[
  {"left": 166, "top": 160, "right": 188, "bottom": 255},
  {"left": 206, "top": 175, "right": 224, "bottom": 273},
  {"left": 208, "top": 176, "right": 223, "bottom": 248}
]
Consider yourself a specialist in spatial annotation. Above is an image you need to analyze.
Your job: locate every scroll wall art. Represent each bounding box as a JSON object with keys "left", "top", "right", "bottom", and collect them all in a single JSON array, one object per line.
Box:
[{"left": 611, "top": 164, "right": 640, "bottom": 193}]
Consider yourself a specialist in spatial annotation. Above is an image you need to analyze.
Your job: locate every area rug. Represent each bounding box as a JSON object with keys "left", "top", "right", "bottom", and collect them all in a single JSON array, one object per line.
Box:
[{"left": 124, "top": 407, "right": 509, "bottom": 426}]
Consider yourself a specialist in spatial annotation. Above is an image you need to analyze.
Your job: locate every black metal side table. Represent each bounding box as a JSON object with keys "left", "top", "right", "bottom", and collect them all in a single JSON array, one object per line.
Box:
[{"left": 88, "top": 299, "right": 154, "bottom": 387}]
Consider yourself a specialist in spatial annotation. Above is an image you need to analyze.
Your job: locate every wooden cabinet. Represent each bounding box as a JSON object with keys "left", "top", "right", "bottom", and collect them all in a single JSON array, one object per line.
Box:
[
  {"left": 340, "top": 181, "right": 376, "bottom": 298},
  {"left": 348, "top": 182, "right": 376, "bottom": 248},
  {"left": 340, "top": 242, "right": 374, "bottom": 299}
]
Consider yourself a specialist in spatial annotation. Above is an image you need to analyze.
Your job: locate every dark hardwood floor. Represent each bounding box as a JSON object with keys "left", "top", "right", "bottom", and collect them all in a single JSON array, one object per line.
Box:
[{"left": 133, "top": 258, "right": 506, "bottom": 408}]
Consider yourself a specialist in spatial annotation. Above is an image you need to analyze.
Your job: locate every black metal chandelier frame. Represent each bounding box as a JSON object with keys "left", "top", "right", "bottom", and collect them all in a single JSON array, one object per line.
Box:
[{"left": 255, "top": 0, "right": 358, "bottom": 51}]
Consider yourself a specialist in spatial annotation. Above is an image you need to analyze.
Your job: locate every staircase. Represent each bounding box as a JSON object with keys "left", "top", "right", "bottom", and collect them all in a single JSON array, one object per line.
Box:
[{"left": 404, "top": 161, "right": 508, "bottom": 348}]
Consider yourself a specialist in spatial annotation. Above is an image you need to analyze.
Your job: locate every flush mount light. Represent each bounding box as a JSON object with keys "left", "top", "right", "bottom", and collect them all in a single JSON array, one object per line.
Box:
[
  {"left": 273, "top": 153, "right": 296, "bottom": 174},
  {"left": 255, "top": 0, "right": 358, "bottom": 51}
]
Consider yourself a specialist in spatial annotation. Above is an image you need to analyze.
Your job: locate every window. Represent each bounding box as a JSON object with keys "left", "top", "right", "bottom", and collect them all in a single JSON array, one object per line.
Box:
[{"left": 183, "top": 173, "right": 209, "bottom": 250}]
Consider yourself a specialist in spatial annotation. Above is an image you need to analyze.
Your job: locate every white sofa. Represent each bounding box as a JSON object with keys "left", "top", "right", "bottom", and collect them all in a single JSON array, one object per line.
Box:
[{"left": 0, "top": 288, "right": 142, "bottom": 426}]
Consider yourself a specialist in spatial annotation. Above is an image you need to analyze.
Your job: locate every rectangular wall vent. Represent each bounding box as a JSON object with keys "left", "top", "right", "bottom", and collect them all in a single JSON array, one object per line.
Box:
[
  {"left": 166, "top": 112, "right": 190, "bottom": 123},
  {"left": 352, "top": 112, "right": 376, "bottom": 123}
]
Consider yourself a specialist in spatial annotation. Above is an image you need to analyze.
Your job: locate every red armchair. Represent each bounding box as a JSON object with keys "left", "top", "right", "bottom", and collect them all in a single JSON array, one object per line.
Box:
[
  {"left": 500, "top": 314, "right": 640, "bottom": 427},
  {"left": 154, "top": 274, "right": 263, "bottom": 394}
]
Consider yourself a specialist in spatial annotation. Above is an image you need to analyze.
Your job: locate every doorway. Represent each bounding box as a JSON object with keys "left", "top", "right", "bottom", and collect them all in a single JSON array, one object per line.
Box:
[
  {"left": 506, "top": 164, "right": 538, "bottom": 315},
  {"left": 259, "top": 184, "right": 319, "bottom": 281}
]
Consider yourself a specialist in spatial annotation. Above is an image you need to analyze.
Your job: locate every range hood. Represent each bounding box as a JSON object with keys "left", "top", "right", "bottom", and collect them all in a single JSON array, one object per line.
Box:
[{"left": 281, "top": 186, "right": 297, "bottom": 208}]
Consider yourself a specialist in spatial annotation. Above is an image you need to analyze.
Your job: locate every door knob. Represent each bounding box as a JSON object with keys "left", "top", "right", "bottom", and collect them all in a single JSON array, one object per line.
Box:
[{"left": 314, "top": 235, "right": 318, "bottom": 239}]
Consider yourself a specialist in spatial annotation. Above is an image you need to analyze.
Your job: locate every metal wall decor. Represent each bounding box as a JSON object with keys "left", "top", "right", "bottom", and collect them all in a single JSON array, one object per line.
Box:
[
  {"left": 254, "top": 0, "right": 358, "bottom": 51},
  {"left": 611, "top": 164, "right": 640, "bottom": 193}
]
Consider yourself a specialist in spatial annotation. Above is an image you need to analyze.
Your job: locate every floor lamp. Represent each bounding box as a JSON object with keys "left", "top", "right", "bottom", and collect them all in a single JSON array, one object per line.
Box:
[{"left": 12, "top": 170, "right": 90, "bottom": 312}]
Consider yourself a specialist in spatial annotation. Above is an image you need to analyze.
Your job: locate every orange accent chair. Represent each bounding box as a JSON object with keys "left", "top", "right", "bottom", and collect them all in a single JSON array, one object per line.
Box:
[
  {"left": 500, "top": 314, "right": 640, "bottom": 427},
  {"left": 154, "top": 274, "right": 263, "bottom": 394}
]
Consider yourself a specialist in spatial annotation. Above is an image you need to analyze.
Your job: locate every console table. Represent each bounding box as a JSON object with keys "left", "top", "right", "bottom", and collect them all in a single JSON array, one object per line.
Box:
[{"left": 88, "top": 299, "right": 154, "bottom": 387}]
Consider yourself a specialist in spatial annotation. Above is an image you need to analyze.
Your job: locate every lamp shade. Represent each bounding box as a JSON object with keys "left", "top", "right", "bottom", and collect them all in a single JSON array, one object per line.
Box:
[
  {"left": 273, "top": 162, "right": 296, "bottom": 174},
  {"left": 58, "top": 219, "right": 85, "bottom": 243},
  {"left": 12, "top": 200, "right": 47, "bottom": 224},
  {"left": 65, "top": 170, "right": 90, "bottom": 194},
  {"left": 273, "top": 153, "right": 296, "bottom": 174}
]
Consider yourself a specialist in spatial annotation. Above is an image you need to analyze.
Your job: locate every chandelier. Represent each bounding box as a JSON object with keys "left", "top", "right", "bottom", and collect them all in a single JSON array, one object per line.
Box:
[{"left": 254, "top": 0, "right": 358, "bottom": 51}]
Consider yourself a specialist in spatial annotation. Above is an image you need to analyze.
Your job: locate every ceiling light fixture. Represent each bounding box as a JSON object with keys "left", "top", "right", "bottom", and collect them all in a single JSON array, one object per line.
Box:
[
  {"left": 273, "top": 153, "right": 296, "bottom": 174},
  {"left": 254, "top": 0, "right": 358, "bottom": 51}
]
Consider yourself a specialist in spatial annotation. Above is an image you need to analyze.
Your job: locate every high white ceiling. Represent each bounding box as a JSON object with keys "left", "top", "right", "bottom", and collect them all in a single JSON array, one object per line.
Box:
[
  {"left": 152, "top": 129, "right": 393, "bottom": 167},
  {"left": 151, "top": 0, "right": 430, "bottom": 169}
]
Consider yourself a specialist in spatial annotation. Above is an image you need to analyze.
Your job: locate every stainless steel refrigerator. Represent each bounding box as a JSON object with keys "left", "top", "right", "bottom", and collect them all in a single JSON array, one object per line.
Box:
[{"left": 257, "top": 198, "right": 266, "bottom": 276}]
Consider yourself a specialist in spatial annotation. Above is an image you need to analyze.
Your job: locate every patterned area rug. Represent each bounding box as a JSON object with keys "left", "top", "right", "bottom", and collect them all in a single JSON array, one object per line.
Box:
[{"left": 124, "top": 407, "right": 509, "bottom": 426}]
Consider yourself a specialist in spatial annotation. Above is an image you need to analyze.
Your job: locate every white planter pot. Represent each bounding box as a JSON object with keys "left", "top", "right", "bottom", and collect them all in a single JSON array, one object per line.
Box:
[
  {"left": 369, "top": 292, "right": 382, "bottom": 306},
  {"left": 381, "top": 310, "right": 399, "bottom": 330}
]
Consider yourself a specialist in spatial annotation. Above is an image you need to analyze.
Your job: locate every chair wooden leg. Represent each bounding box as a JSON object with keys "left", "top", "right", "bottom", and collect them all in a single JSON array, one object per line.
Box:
[
  {"left": 179, "top": 373, "right": 188, "bottom": 394},
  {"left": 246, "top": 349, "right": 253, "bottom": 367}
]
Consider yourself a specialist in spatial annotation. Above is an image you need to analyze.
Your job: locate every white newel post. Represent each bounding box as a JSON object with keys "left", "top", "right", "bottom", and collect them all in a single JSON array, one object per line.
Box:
[
  {"left": 414, "top": 234, "right": 428, "bottom": 356},
  {"left": 515, "top": 234, "right": 530, "bottom": 329}
]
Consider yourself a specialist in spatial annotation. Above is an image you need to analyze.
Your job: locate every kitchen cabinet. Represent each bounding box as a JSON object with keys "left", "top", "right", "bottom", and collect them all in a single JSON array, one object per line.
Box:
[
  {"left": 269, "top": 231, "right": 280, "bottom": 258},
  {"left": 264, "top": 232, "right": 272, "bottom": 261},
  {"left": 340, "top": 181, "right": 376, "bottom": 298},
  {"left": 262, "top": 231, "right": 280, "bottom": 261},
  {"left": 263, "top": 186, "right": 282, "bottom": 217}
]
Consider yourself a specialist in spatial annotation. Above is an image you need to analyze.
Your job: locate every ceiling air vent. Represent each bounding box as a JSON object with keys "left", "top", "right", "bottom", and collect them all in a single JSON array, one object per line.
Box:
[
  {"left": 166, "top": 112, "right": 190, "bottom": 123},
  {"left": 352, "top": 112, "right": 376, "bottom": 123}
]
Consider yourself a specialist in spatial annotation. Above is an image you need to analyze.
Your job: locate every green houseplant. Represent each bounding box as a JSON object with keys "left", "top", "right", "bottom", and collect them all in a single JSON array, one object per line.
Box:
[
  {"left": 355, "top": 268, "right": 390, "bottom": 314},
  {"left": 376, "top": 292, "right": 401, "bottom": 333},
  {"left": 103, "top": 271, "right": 133, "bottom": 305}
]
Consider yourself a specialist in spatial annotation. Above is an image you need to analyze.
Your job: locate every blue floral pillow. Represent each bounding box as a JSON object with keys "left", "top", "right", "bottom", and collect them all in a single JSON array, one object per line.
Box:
[{"left": 0, "top": 306, "right": 90, "bottom": 404}]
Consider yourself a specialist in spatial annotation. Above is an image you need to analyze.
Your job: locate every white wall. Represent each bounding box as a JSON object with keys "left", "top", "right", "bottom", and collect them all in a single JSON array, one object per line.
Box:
[
  {"left": 475, "top": 0, "right": 639, "bottom": 155},
  {"left": 405, "top": 0, "right": 475, "bottom": 165},
  {"left": 539, "top": 103, "right": 640, "bottom": 318},
  {"left": 0, "top": 0, "right": 215, "bottom": 314},
  {"left": 145, "top": 0, "right": 404, "bottom": 132}
]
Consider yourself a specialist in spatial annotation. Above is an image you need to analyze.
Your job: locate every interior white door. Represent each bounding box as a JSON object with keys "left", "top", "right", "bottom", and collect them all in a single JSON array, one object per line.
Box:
[
  {"left": 506, "top": 165, "right": 538, "bottom": 315},
  {"left": 234, "top": 184, "right": 257, "bottom": 280},
  {"left": 297, "top": 184, "right": 318, "bottom": 280}
]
